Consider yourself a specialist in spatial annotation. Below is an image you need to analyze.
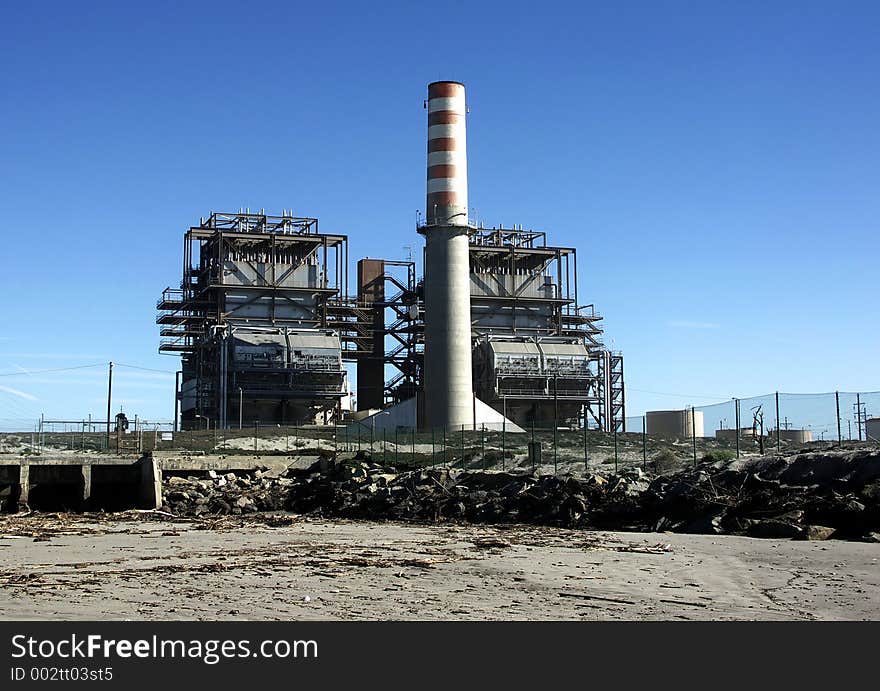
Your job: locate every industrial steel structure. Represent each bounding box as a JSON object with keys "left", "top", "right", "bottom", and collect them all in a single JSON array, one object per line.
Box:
[
  {"left": 158, "top": 80, "right": 625, "bottom": 432},
  {"left": 157, "top": 211, "right": 349, "bottom": 430}
]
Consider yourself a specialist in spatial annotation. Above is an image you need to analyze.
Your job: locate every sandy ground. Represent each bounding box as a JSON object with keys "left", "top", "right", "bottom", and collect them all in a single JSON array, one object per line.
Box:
[{"left": 1, "top": 514, "right": 877, "bottom": 621}]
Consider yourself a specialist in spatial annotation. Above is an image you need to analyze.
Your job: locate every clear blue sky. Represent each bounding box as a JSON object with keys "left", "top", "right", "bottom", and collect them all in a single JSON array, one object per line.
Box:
[{"left": 1, "top": 0, "right": 878, "bottom": 429}]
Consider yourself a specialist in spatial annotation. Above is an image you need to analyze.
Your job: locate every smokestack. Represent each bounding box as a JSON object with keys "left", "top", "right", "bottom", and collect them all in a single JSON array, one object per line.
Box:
[
  {"left": 426, "top": 81, "right": 468, "bottom": 226},
  {"left": 420, "top": 81, "right": 474, "bottom": 430}
]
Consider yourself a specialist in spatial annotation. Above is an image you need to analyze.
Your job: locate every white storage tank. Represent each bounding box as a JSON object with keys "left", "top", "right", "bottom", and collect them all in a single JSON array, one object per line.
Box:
[
  {"left": 866, "top": 418, "right": 880, "bottom": 442},
  {"left": 778, "top": 429, "right": 813, "bottom": 444},
  {"left": 647, "top": 409, "right": 704, "bottom": 438}
]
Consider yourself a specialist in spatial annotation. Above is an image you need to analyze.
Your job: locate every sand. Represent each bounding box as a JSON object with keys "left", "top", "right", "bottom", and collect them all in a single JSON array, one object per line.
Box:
[{"left": 0, "top": 514, "right": 877, "bottom": 620}]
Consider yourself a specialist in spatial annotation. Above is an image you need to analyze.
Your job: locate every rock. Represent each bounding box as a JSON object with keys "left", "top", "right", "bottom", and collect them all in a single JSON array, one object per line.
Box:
[
  {"left": 860, "top": 481, "right": 880, "bottom": 502},
  {"left": 373, "top": 474, "right": 398, "bottom": 487},
  {"left": 745, "top": 519, "right": 804, "bottom": 539},
  {"left": 683, "top": 511, "right": 726, "bottom": 535},
  {"left": 802, "top": 525, "right": 836, "bottom": 541},
  {"left": 155, "top": 445, "right": 878, "bottom": 542},
  {"left": 208, "top": 470, "right": 218, "bottom": 479},
  {"left": 777, "top": 510, "right": 805, "bottom": 523}
]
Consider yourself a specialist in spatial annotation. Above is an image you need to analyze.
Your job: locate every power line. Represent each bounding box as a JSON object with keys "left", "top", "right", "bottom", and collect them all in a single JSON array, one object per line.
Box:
[
  {"left": 626, "top": 387, "right": 730, "bottom": 401},
  {"left": 0, "top": 363, "right": 105, "bottom": 377},
  {"left": 115, "top": 363, "right": 176, "bottom": 374}
]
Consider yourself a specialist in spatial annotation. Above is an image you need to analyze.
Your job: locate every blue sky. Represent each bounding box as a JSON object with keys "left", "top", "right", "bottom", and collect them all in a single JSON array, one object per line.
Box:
[{"left": 1, "top": 1, "right": 878, "bottom": 429}]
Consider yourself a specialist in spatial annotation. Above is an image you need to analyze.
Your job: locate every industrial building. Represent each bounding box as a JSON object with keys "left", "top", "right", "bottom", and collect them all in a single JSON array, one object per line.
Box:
[
  {"left": 157, "top": 212, "right": 350, "bottom": 429},
  {"left": 158, "top": 80, "right": 624, "bottom": 432}
]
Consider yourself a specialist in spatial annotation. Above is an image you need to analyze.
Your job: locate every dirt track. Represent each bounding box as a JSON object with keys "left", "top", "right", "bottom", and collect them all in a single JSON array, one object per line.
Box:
[{"left": 1, "top": 514, "right": 877, "bottom": 620}]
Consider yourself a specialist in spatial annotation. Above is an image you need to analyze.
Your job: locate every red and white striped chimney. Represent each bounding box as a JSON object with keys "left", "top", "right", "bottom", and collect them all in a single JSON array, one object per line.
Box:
[{"left": 426, "top": 81, "right": 468, "bottom": 226}]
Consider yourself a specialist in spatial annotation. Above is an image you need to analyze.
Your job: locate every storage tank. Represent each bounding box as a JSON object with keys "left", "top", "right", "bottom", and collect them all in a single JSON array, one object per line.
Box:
[
  {"left": 647, "top": 409, "right": 704, "bottom": 438},
  {"left": 866, "top": 418, "right": 880, "bottom": 442},
  {"left": 778, "top": 429, "right": 813, "bottom": 444}
]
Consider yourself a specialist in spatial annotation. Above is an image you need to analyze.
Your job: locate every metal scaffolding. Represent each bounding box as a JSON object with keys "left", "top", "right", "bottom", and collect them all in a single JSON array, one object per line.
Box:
[
  {"left": 158, "top": 214, "right": 624, "bottom": 431},
  {"left": 157, "top": 211, "right": 349, "bottom": 429}
]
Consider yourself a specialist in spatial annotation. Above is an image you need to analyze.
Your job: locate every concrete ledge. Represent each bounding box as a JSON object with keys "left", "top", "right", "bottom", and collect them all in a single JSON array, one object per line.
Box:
[
  {"left": 0, "top": 454, "right": 163, "bottom": 512},
  {"left": 0, "top": 452, "right": 321, "bottom": 512}
]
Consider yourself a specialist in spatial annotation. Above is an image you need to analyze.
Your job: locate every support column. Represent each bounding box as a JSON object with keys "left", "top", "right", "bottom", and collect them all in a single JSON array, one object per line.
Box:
[
  {"left": 81, "top": 465, "right": 92, "bottom": 505},
  {"left": 139, "top": 454, "right": 163, "bottom": 509},
  {"left": 16, "top": 464, "right": 29, "bottom": 510}
]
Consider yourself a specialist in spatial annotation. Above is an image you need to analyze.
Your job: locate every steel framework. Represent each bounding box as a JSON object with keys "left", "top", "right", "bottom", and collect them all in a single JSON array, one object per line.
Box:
[{"left": 157, "top": 211, "right": 349, "bottom": 429}]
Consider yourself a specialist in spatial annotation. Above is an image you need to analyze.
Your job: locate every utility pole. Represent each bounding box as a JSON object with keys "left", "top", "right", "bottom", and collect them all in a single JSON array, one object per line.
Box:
[
  {"left": 854, "top": 394, "right": 865, "bottom": 441},
  {"left": 105, "top": 361, "right": 113, "bottom": 450}
]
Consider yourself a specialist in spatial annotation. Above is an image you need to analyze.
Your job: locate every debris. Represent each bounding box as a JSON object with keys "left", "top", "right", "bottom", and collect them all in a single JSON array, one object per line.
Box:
[
  {"left": 155, "top": 446, "right": 880, "bottom": 542},
  {"left": 558, "top": 592, "right": 636, "bottom": 605},
  {"left": 472, "top": 537, "right": 512, "bottom": 549},
  {"left": 802, "top": 525, "right": 836, "bottom": 541}
]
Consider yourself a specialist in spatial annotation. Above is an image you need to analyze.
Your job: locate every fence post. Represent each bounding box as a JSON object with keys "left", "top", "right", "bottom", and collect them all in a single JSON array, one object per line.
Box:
[
  {"left": 411, "top": 427, "right": 415, "bottom": 466},
  {"left": 553, "top": 420, "right": 558, "bottom": 475},
  {"left": 394, "top": 426, "right": 399, "bottom": 466},
  {"left": 642, "top": 415, "right": 646, "bottom": 469},
  {"left": 614, "top": 425, "right": 618, "bottom": 473},
  {"left": 775, "top": 391, "right": 781, "bottom": 453},
  {"left": 583, "top": 416, "right": 590, "bottom": 470},
  {"left": 691, "top": 405, "right": 697, "bottom": 468},
  {"left": 431, "top": 427, "right": 435, "bottom": 468},
  {"left": 734, "top": 398, "right": 740, "bottom": 459},
  {"left": 460, "top": 425, "right": 465, "bottom": 465},
  {"left": 835, "top": 390, "right": 842, "bottom": 447},
  {"left": 501, "top": 418, "right": 506, "bottom": 471},
  {"left": 481, "top": 424, "right": 486, "bottom": 470}
]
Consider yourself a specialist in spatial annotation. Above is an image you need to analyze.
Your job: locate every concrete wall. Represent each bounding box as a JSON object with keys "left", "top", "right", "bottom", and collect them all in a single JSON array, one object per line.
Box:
[{"left": 0, "top": 455, "right": 162, "bottom": 512}]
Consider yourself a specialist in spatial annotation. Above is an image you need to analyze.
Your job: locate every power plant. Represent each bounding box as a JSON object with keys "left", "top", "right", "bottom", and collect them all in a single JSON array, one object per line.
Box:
[{"left": 157, "top": 80, "right": 625, "bottom": 432}]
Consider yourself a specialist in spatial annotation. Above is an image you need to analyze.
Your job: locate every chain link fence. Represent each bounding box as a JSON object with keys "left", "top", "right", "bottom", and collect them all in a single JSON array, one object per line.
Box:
[{"left": 2, "top": 390, "right": 877, "bottom": 477}]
